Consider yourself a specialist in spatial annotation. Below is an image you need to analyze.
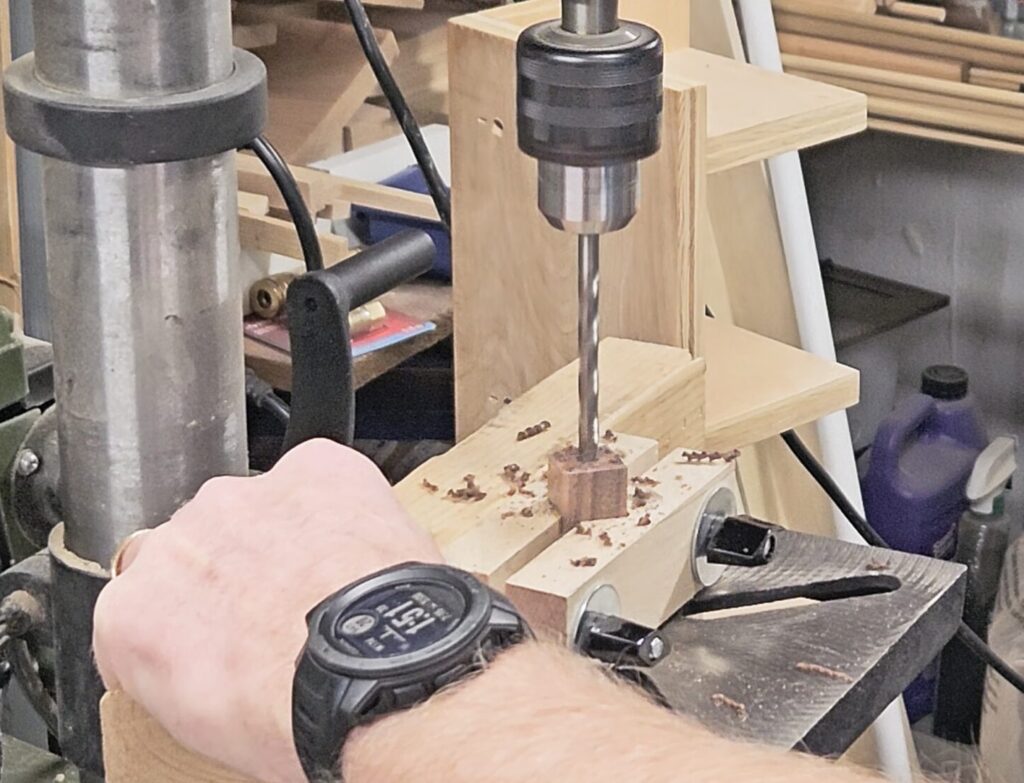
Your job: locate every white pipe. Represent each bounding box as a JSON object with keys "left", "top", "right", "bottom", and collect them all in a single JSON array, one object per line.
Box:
[{"left": 735, "top": 2, "right": 916, "bottom": 781}]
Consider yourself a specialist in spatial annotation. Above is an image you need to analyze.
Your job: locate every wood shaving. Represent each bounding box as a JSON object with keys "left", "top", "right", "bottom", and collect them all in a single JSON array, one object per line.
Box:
[
  {"left": 503, "top": 464, "right": 521, "bottom": 479},
  {"left": 632, "top": 486, "right": 652, "bottom": 509},
  {"left": 421, "top": 479, "right": 439, "bottom": 493},
  {"left": 865, "top": 561, "right": 891, "bottom": 572},
  {"left": 602, "top": 430, "right": 618, "bottom": 443},
  {"left": 637, "top": 513, "right": 652, "bottom": 527},
  {"left": 631, "top": 476, "right": 659, "bottom": 487},
  {"left": 516, "top": 420, "right": 552, "bottom": 441},
  {"left": 503, "top": 397, "right": 513, "bottom": 405},
  {"left": 598, "top": 531, "right": 613, "bottom": 547},
  {"left": 794, "top": 662, "right": 854, "bottom": 684},
  {"left": 446, "top": 474, "right": 487, "bottom": 503},
  {"left": 501, "top": 463, "right": 535, "bottom": 496},
  {"left": 575, "top": 524, "right": 593, "bottom": 537},
  {"left": 501, "top": 511, "right": 516, "bottom": 519},
  {"left": 678, "top": 449, "right": 741, "bottom": 464},
  {"left": 710, "top": 693, "right": 748, "bottom": 722},
  {"left": 520, "top": 508, "right": 534, "bottom": 518},
  {"left": 570, "top": 556, "right": 598, "bottom": 568}
]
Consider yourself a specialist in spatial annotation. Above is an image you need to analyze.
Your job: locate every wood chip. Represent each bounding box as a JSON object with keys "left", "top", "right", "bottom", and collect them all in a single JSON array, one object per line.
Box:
[
  {"left": 516, "top": 420, "right": 552, "bottom": 441},
  {"left": 602, "top": 429, "right": 618, "bottom": 443},
  {"left": 598, "top": 531, "right": 613, "bottom": 547},
  {"left": 632, "top": 486, "right": 652, "bottom": 509},
  {"left": 421, "top": 479, "right": 439, "bottom": 493},
  {"left": 446, "top": 474, "right": 487, "bottom": 503},
  {"left": 631, "top": 476, "right": 659, "bottom": 487},
  {"left": 570, "top": 556, "right": 598, "bottom": 568},
  {"left": 865, "top": 561, "right": 891, "bottom": 572},
  {"left": 501, "top": 510, "right": 516, "bottom": 519},
  {"left": 575, "top": 524, "right": 593, "bottom": 537},
  {"left": 678, "top": 449, "right": 742, "bottom": 464},
  {"left": 710, "top": 693, "right": 748, "bottom": 722},
  {"left": 637, "top": 513, "right": 652, "bottom": 527},
  {"left": 520, "top": 507, "right": 534, "bottom": 518},
  {"left": 794, "top": 662, "right": 854, "bottom": 684}
]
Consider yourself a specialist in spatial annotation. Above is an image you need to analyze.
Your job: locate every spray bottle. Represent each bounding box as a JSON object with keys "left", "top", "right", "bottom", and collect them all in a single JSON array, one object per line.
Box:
[{"left": 935, "top": 436, "right": 1017, "bottom": 743}]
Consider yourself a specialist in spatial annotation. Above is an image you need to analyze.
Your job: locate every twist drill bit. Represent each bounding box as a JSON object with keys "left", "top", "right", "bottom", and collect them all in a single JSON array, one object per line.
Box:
[{"left": 578, "top": 234, "right": 600, "bottom": 462}]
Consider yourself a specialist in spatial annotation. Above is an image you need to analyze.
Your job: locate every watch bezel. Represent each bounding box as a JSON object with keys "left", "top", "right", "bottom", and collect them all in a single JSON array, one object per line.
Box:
[{"left": 303, "top": 562, "right": 494, "bottom": 679}]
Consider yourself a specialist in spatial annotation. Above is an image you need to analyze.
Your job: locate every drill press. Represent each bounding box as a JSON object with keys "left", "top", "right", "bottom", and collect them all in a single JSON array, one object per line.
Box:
[{"left": 516, "top": 0, "right": 663, "bottom": 522}]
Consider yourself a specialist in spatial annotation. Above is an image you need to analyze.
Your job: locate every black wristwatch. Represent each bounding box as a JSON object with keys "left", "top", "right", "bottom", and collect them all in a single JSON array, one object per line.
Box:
[{"left": 291, "top": 562, "right": 531, "bottom": 781}]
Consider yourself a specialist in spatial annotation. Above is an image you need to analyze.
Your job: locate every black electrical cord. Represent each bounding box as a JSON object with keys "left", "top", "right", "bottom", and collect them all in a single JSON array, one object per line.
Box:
[
  {"left": 781, "top": 428, "right": 1024, "bottom": 696},
  {"left": 244, "top": 135, "right": 324, "bottom": 273},
  {"left": 341, "top": 0, "right": 452, "bottom": 228},
  {"left": 245, "top": 368, "right": 291, "bottom": 427}
]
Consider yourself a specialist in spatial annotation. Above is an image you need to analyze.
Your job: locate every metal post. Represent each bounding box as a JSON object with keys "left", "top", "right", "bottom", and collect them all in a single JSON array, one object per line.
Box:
[
  {"left": 2, "top": 0, "right": 265, "bottom": 771},
  {"left": 33, "top": 0, "right": 248, "bottom": 567}
]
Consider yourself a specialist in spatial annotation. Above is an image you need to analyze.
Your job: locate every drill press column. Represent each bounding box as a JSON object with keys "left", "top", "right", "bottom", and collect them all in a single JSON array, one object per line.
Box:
[
  {"left": 4, "top": 0, "right": 266, "bottom": 770},
  {"left": 517, "top": 0, "right": 663, "bottom": 463}
]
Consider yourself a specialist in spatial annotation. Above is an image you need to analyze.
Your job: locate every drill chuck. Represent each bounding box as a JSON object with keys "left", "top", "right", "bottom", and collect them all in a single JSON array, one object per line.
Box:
[{"left": 516, "top": 21, "right": 663, "bottom": 169}]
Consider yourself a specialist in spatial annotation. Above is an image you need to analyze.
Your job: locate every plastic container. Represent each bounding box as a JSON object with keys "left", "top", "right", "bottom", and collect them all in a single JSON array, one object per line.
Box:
[
  {"left": 862, "top": 365, "right": 987, "bottom": 558},
  {"left": 861, "top": 365, "right": 987, "bottom": 722},
  {"left": 934, "top": 437, "right": 1016, "bottom": 743}
]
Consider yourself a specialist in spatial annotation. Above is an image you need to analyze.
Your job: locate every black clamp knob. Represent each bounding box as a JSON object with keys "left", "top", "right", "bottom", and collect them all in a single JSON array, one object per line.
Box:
[
  {"left": 705, "top": 515, "right": 778, "bottom": 568},
  {"left": 575, "top": 611, "right": 669, "bottom": 668}
]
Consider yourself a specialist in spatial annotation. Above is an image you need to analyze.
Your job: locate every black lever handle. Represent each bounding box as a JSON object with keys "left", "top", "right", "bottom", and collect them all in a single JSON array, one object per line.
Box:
[{"left": 282, "top": 230, "right": 436, "bottom": 453}]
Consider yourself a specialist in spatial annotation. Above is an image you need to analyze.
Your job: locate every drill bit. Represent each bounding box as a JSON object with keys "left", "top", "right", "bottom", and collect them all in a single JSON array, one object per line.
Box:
[{"left": 578, "top": 234, "right": 600, "bottom": 462}]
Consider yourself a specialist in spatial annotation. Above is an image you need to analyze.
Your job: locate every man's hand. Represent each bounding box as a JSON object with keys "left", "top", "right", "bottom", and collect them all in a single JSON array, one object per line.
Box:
[{"left": 93, "top": 440, "right": 442, "bottom": 783}]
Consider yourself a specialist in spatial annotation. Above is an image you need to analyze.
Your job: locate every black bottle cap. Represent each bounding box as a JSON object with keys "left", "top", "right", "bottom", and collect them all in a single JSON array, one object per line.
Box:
[{"left": 921, "top": 365, "right": 969, "bottom": 400}]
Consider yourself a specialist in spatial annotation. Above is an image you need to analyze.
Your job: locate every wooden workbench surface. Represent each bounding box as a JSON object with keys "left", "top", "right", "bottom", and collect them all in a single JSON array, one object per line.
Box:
[{"left": 244, "top": 279, "right": 452, "bottom": 392}]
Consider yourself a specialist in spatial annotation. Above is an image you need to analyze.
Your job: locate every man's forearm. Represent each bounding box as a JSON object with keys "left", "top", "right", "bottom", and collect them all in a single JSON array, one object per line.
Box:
[{"left": 343, "top": 643, "right": 883, "bottom": 783}]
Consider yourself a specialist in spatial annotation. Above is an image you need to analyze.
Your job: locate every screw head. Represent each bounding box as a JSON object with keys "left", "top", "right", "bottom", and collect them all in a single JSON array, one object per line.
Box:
[
  {"left": 649, "top": 636, "right": 665, "bottom": 661},
  {"left": 16, "top": 450, "right": 40, "bottom": 477}
]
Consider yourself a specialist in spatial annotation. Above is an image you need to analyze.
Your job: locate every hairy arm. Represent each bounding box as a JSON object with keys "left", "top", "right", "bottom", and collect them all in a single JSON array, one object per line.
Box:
[{"left": 346, "top": 642, "right": 882, "bottom": 783}]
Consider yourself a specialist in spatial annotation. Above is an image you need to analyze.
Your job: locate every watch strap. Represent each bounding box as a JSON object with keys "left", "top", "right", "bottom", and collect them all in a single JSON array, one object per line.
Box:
[{"left": 293, "top": 653, "right": 351, "bottom": 782}]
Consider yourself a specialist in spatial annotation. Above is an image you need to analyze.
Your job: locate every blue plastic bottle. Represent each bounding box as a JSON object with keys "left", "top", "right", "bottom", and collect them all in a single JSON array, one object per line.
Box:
[{"left": 861, "top": 365, "right": 987, "bottom": 721}]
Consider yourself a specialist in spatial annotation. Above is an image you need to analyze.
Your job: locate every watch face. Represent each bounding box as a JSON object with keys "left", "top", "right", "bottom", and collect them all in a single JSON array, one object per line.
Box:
[{"left": 329, "top": 581, "right": 468, "bottom": 659}]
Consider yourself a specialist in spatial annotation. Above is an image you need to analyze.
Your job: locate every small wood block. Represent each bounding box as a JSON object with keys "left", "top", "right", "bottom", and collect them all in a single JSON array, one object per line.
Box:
[{"left": 548, "top": 446, "right": 628, "bottom": 529}]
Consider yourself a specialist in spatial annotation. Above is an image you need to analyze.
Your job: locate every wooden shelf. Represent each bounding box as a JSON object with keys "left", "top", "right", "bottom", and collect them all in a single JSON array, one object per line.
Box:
[
  {"left": 666, "top": 49, "right": 867, "bottom": 173},
  {"left": 703, "top": 317, "right": 860, "bottom": 451}
]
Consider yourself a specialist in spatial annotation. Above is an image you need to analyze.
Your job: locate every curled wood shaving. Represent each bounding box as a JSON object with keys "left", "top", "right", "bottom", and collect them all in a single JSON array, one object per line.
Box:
[
  {"left": 794, "top": 662, "right": 854, "bottom": 684},
  {"left": 446, "top": 474, "right": 487, "bottom": 503},
  {"left": 421, "top": 479, "right": 439, "bottom": 493},
  {"left": 865, "top": 561, "right": 891, "bottom": 572},
  {"left": 637, "top": 513, "right": 652, "bottom": 527},
  {"left": 516, "top": 420, "right": 552, "bottom": 441},
  {"left": 520, "top": 507, "right": 534, "bottom": 518},
  {"left": 678, "top": 449, "right": 741, "bottom": 464},
  {"left": 631, "top": 476, "right": 659, "bottom": 487},
  {"left": 710, "top": 693, "right": 748, "bottom": 722},
  {"left": 632, "top": 486, "right": 652, "bottom": 509},
  {"left": 602, "top": 429, "right": 618, "bottom": 443},
  {"left": 570, "top": 556, "right": 598, "bottom": 568},
  {"left": 598, "top": 531, "right": 613, "bottom": 547},
  {"left": 575, "top": 524, "right": 593, "bottom": 537}
]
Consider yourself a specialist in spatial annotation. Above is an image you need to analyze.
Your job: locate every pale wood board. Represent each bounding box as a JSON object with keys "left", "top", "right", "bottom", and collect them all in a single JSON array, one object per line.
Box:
[
  {"left": 402, "top": 338, "right": 706, "bottom": 547},
  {"left": 506, "top": 454, "right": 739, "bottom": 639},
  {"left": 691, "top": 0, "right": 837, "bottom": 539},
  {"left": 969, "top": 74, "right": 1021, "bottom": 90},
  {"left": 238, "top": 212, "right": 351, "bottom": 263},
  {"left": 883, "top": 1, "right": 946, "bottom": 23},
  {"left": 440, "top": 434, "right": 660, "bottom": 590},
  {"left": 0, "top": 1, "right": 19, "bottom": 315},
  {"left": 773, "top": 3, "right": 1024, "bottom": 73},
  {"left": 237, "top": 192, "right": 271, "bottom": 215},
  {"left": 968, "top": 66, "right": 1024, "bottom": 86},
  {"left": 785, "top": 68, "right": 1024, "bottom": 121},
  {"left": 781, "top": 54, "right": 1024, "bottom": 108},
  {"left": 255, "top": 18, "right": 399, "bottom": 163},
  {"left": 232, "top": 21, "right": 278, "bottom": 49},
  {"left": 867, "top": 94, "right": 1024, "bottom": 141},
  {"left": 869, "top": 117, "right": 1024, "bottom": 154},
  {"left": 236, "top": 152, "right": 438, "bottom": 220},
  {"left": 674, "top": 49, "right": 867, "bottom": 174},
  {"left": 777, "top": 32, "right": 968, "bottom": 81},
  {"left": 703, "top": 317, "right": 859, "bottom": 451}
]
